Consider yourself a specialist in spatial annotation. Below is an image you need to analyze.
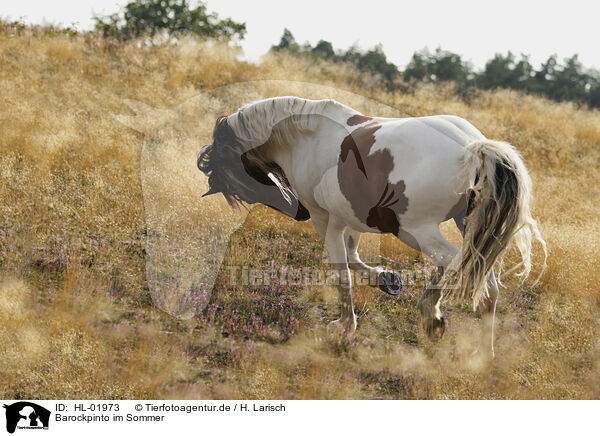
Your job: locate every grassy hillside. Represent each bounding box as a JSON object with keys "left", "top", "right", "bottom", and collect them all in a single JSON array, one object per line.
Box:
[{"left": 1, "top": 28, "right": 599, "bottom": 399}]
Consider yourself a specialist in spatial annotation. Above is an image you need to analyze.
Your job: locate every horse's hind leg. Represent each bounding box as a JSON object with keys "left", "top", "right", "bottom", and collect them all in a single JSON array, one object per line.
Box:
[
  {"left": 401, "top": 226, "right": 458, "bottom": 341},
  {"left": 477, "top": 267, "right": 499, "bottom": 357},
  {"left": 454, "top": 213, "right": 499, "bottom": 357}
]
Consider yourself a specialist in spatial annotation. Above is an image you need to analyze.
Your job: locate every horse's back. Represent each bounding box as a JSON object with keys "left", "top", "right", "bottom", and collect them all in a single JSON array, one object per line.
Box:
[{"left": 375, "top": 114, "right": 485, "bottom": 150}]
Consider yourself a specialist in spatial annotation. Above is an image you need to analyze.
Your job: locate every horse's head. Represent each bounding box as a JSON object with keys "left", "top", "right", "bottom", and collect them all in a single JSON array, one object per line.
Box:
[{"left": 197, "top": 116, "right": 310, "bottom": 221}]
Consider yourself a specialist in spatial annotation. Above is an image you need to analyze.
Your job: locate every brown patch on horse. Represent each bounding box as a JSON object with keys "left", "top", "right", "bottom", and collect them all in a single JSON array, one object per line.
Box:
[
  {"left": 339, "top": 122, "right": 380, "bottom": 177},
  {"left": 366, "top": 183, "right": 407, "bottom": 234},
  {"left": 346, "top": 114, "right": 373, "bottom": 126},
  {"left": 338, "top": 122, "right": 409, "bottom": 235}
]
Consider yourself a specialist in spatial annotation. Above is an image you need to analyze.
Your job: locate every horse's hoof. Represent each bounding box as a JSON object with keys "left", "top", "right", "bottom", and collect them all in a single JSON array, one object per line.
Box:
[
  {"left": 423, "top": 316, "right": 446, "bottom": 342},
  {"left": 377, "top": 271, "right": 402, "bottom": 295}
]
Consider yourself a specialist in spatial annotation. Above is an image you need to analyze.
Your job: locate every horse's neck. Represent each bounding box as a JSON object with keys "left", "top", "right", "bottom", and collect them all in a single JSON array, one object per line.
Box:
[
  {"left": 228, "top": 97, "right": 358, "bottom": 149},
  {"left": 229, "top": 97, "right": 360, "bottom": 192},
  {"left": 264, "top": 113, "right": 356, "bottom": 198}
]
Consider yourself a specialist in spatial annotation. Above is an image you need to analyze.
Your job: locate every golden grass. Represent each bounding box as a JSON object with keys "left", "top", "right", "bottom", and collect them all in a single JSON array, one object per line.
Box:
[{"left": 1, "top": 28, "right": 599, "bottom": 399}]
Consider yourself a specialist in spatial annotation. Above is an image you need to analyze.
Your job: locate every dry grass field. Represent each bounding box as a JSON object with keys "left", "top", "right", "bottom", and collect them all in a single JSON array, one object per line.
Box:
[{"left": 1, "top": 26, "right": 599, "bottom": 399}]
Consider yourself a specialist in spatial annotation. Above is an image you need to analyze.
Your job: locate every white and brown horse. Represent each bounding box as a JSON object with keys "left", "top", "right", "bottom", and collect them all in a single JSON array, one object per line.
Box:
[{"left": 197, "top": 96, "right": 546, "bottom": 355}]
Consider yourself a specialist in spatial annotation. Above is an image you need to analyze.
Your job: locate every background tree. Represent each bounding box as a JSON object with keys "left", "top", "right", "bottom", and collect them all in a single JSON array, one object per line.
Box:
[
  {"left": 589, "top": 74, "right": 600, "bottom": 108},
  {"left": 352, "top": 44, "right": 399, "bottom": 86},
  {"left": 271, "top": 28, "right": 299, "bottom": 53},
  {"left": 311, "top": 40, "right": 336, "bottom": 60},
  {"left": 478, "top": 52, "right": 534, "bottom": 90},
  {"left": 404, "top": 48, "right": 471, "bottom": 84},
  {"left": 403, "top": 50, "right": 429, "bottom": 82},
  {"left": 94, "top": 0, "right": 246, "bottom": 41},
  {"left": 429, "top": 48, "right": 470, "bottom": 83},
  {"left": 550, "top": 55, "right": 589, "bottom": 103},
  {"left": 530, "top": 54, "right": 558, "bottom": 96}
]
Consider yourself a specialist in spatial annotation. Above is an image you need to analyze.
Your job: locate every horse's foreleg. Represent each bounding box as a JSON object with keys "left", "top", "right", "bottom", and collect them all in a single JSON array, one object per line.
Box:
[
  {"left": 325, "top": 216, "right": 356, "bottom": 333},
  {"left": 345, "top": 229, "right": 402, "bottom": 295},
  {"left": 345, "top": 230, "right": 371, "bottom": 271}
]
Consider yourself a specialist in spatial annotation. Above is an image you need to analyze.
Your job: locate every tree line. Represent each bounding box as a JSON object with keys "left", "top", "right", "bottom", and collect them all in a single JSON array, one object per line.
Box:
[{"left": 272, "top": 29, "right": 600, "bottom": 109}]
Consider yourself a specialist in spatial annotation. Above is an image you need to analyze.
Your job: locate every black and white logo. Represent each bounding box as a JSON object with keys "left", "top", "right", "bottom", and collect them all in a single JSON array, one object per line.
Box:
[{"left": 2, "top": 402, "right": 50, "bottom": 434}]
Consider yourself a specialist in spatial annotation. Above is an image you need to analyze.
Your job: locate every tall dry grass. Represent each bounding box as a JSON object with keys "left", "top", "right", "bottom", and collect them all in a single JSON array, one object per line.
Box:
[{"left": 1, "top": 28, "right": 599, "bottom": 399}]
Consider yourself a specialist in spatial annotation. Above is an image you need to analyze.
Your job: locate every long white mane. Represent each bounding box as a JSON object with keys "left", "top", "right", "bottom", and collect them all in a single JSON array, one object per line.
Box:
[{"left": 227, "top": 96, "right": 357, "bottom": 148}]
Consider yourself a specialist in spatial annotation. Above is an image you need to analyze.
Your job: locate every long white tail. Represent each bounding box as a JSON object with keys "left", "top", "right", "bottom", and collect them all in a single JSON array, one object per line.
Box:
[{"left": 442, "top": 140, "right": 547, "bottom": 308}]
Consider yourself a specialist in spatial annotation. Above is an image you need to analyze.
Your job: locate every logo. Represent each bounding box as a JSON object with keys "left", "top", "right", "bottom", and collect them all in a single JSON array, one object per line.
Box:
[{"left": 2, "top": 402, "right": 50, "bottom": 434}]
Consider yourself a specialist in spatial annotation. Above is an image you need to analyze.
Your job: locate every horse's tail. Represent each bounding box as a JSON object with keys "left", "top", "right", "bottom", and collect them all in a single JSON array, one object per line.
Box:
[{"left": 442, "top": 140, "right": 547, "bottom": 308}]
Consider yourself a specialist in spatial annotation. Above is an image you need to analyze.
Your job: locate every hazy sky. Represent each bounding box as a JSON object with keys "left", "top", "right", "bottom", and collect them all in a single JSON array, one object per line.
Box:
[{"left": 2, "top": 0, "right": 599, "bottom": 70}]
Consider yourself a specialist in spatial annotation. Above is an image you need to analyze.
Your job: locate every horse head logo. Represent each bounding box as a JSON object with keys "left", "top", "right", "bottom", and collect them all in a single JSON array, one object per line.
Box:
[{"left": 3, "top": 402, "right": 50, "bottom": 433}]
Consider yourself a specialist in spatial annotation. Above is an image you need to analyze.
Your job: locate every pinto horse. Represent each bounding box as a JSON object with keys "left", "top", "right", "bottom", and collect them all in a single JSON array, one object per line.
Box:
[{"left": 197, "top": 96, "right": 545, "bottom": 355}]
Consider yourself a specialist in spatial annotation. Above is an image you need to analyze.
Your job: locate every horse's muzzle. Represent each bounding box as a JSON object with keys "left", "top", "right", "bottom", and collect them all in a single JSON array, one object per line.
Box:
[{"left": 294, "top": 202, "right": 311, "bottom": 221}]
